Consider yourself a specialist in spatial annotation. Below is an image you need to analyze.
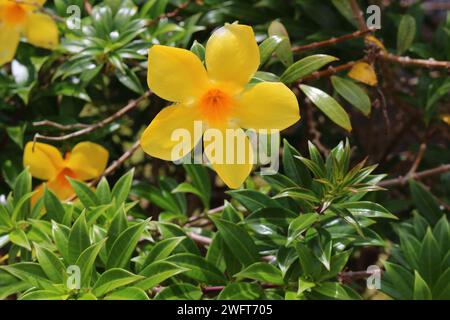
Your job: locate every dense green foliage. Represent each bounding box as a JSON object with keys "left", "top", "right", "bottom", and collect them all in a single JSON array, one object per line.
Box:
[{"left": 1, "top": 0, "right": 449, "bottom": 300}]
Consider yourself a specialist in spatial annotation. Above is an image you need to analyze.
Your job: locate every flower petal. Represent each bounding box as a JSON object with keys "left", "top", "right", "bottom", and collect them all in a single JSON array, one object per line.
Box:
[
  {"left": 234, "top": 82, "right": 300, "bottom": 130},
  {"left": 23, "top": 142, "right": 64, "bottom": 181},
  {"left": 206, "top": 24, "right": 260, "bottom": 89},
  {"left": 147, "top": 45, "right": 210, "bottom": 103},
  {"left": 66, "top": 142, "right": 109, "bottom": 181},
  {"left": 204, "top": 126, "right": 253, "bottom": 189},
  {"left": 140, "top": 104, "right": 204, "bottom": 161},
  {"left": 25, "top": 12, "right": 59, "bottom": 50},
  {"left": 0, "top": 24, "right": 20, "bottom": 66}
]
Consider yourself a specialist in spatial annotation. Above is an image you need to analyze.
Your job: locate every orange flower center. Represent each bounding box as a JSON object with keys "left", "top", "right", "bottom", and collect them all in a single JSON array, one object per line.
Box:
[
  {"left": 198, "top": 89, "right": 234, "bottom": 126},
  {"left": 55, "top": 168, "right": 77, "bottom": 188},
  {"left": 1, "top": 3, "right": 27, "bottom": 26}
]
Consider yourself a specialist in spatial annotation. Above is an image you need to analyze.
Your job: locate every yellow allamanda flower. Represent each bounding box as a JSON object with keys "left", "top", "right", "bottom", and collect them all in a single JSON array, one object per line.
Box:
[
  {"left": 23, "top": 142, "right": 109, "bottom": 202},
  {"left": 140, "top": 23, "right": 300, "bottom": 188},
  {"left": 0, "top": 0, "right": 59, "bottom": 66}
]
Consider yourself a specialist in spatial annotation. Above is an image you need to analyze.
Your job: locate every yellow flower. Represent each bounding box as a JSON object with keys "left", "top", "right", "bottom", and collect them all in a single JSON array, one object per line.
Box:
[
  {"left": 23, "top": 141, "right": 109, "bottom": 202},
  {"left": 0, "top": 0, "right": 59, "bottom": 66},
  {"left": 140, "top": 23, "right": 300, "bottom": 188}
]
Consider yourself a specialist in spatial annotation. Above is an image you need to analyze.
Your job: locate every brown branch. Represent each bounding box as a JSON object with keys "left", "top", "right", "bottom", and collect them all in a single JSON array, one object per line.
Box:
[
  {"left": 349, "top": 0, "right": 368, "bottom": 32},
  {"left": 187, "top": 232, "right": 212, "bottom": 246},
  {"left": 83, "top": 0, "right": 93, "bottom": 15},
  {"left": 34, "top": 91, "right": 152, "bottom": 142},
  {"left": 292, "top": 29, "right": 374, "bottom": 53},
  {"left": 378, "top": 53, "right": 450, "bottom": 69},
  {"left": 338, "top": 270, "right": 382, "bottom": 284},
  {"left": 102, "top": 140, "right": 141, "bottom": 178},
  {"left": 33, "top": 120, "right": 89, "bottom": 131},
  {"left": 379, "top": 164, "right": 450, "bottom": 187},
  {"left": 298, "top": 59, "right": 367, "bottom": 83},
  {"left": 406, "top": 143, "right": 427, "bottom": 178}
]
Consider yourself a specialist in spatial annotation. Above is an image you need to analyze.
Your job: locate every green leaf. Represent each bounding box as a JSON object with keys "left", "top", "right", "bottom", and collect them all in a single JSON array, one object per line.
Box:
[
  {"left": 282, "top": 139, "right": 312, "bottom": 187},
  {"left": 34, "top": 243, "right": 66, "bottom": 284},
  {"left": 190, "top": 40, "right": 205, "bottom": 61},
  {"left": 296, "top": 242, "right": 321, "bottom": 279},
  {"left": 137, "top": 261, "right": 188, "bottom": 291},
  {"left": 274, "top": 187, "right": 319, "bottom": 203},
  {"left": 218, "top": 283, "right": 263, "bottom": 300},
  {"left": 68, "top": 179, "right": 98, "bottom": 208},
  {"left": 413, "top": 271, "right": 432, "bottom": 300},
  {"left": 287, "top": 213, "right": 320, "bottom": 245},
  {"left": 116, "top": 66, "right": 144, "bottom": 94},
  {"left": 52, "top": 222, "right": 70, "bottom": 262},
  {"left": 20, "top": 290, "right": 68, "bottom": 300},
  {"left": 235, "top": 262, "right": 284, "bottom": 285},
  {"left": 165, "top": 253, "right": 227, "bottom": 286},
  {"left": 1, "top": 263, "right": 53, "bottom": 289},
  {"left": 154, "top": 283, "right": 202, "bottom": 300},
  {"left": 104, "top": 287, "right": 149, "bottom": 300},
  {"left": 0, "top": 205, "right": 13, "bottom": 229},
  {"left": 96, "top": 177, "right": 111, "bottom": 205},
  {"left": 75, "top": 239, "right": 107, "bottom": 287},
  {"left": 397, "top": 14, "right": 416, "bottom": 55},
  {"left": 268, "top": 20, "right": 293, "bottom": 66},
  {"left": 6, "top": 125, "right": 26, "bottom": 149},
  {"left": 331, "top": 0, "right": 358, "bottom": 26},
  {"left": 432, "top": 267, "right": 450, "bottom": 299},
  {"left": 211, "top": 217, "right": 259, "bottom": 267},
  {"left": 68, "top": 211, "right": 90, "bottom": 264},
  {"left": 44, "top": 188, "right": 65, "bottom": 223},
  {"left": 259, "top": 35, "right": 284, "bottom": 66},
  {"left": 409, "top": 180, "right": 442, "bottom": 225},
  {"left": 182, "top": 164, "right": 211, "bottom": 209},
  {"left": 9, "top": 229, "right": 31, "bottom": 250},
  {"left": 419, "top": 228, "right": 441, "bottom": 288},
  {"left": 157, "top": 222, "right": 200, "bottom": 255},
  {"left": 227, "top": 189, "right": 281, "bottom": 212},
  {"left": 106, "top": 205, "right": 128, "bottom": 253},
  {"left": 11, "top": 192, "right": 34, "bottom": 222},
  {"left": 92, "top": 269, "right": 143, "bottom": 297},
  {"left": 300, "top": 84, "right": 352, "bottom": 131},
  {"left": 336, "top": 201, "right": 397, "bottom": 219},
  {"left": 331, "top": 76, "right": 371, "bottom": 116},
  {"left": 382, "top": 261, "right": 414, "bottom": 300},
  {"left": 314, "top": 282, "right": 361, "bottom": 300},
  {"left": 111, "top": 168, "right": 134, "bottom": 206},
  {"left": 106, "top": 220, "right": 147, "bottom": 269},
  {"left": 142, "top": 236, "right": 185, "bottom": 266},
  {"left": 281, "top": 55, "right": 337, "bottom": 84},
  {"left": 13, "top": 169, "right": 32, "bottom": 219}
]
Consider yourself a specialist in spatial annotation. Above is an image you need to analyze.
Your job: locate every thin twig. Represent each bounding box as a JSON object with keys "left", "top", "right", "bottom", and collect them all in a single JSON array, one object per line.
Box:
[
  {"left": 102, "top": 140, "right": 141, "bottom": 178},
  {"left": 338, "top": 270, "right": 382, "bottom": 284},
  {"left": 378, "top": 53, "right": 450, "bottom": 69},
  {"left": 83, "top": 0, "right": 93, "bottom": 15},
  {"left": 33, "top": 120, "right": 89, "bottom": 131},
  {"left": 349, "top": 0, "right": 368, "bottom": 32},
  {"left": 379, "top": 164, "right": 450, "bottom": 187},
  {"left": 292, "top": 29, "right": 374, "bottom": 53},
  {"left": 187, "top": 232, "right": 212, "bottom": 246},
  {"left": 33, "top": 91, "right": 152, "bottom": 142},
  {"left": 298, "top": 59, "right": 367, "bottom": 83},
  {"left": 406, "top": 143, "right": 427, "bottom": 178}
]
